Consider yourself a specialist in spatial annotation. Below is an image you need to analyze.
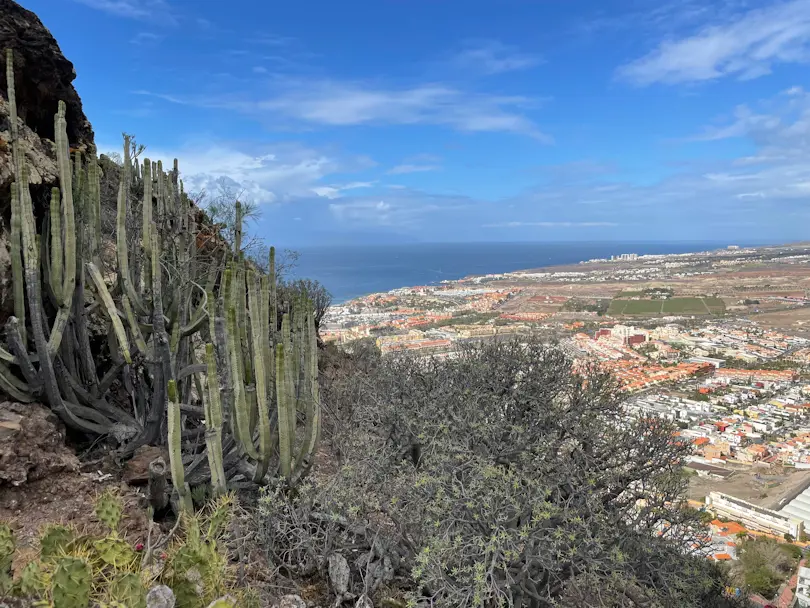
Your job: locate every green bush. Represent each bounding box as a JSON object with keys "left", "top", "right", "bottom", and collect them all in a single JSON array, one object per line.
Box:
[{"left": 306, "top": 339, "right": 745, "bottom": 607}]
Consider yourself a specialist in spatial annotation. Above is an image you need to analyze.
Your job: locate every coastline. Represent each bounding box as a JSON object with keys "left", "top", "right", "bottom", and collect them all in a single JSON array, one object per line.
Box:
[{"left": 309, "top": 240, "right": 785, "bottom": 306}]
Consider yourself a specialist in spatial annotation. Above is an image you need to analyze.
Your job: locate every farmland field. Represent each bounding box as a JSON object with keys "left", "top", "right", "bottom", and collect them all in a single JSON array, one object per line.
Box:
[{"left": 609, "top": 297, "right": 726, "bottom": 316}]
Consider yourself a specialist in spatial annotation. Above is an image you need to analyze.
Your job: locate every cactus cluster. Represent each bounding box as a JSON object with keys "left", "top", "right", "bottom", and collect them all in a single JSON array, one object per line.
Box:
[
  {"left": 1, "top": 48, "right": 322, "bottom": 499},
  {"left": 1, "top": 492, "right": 254, "bottom": 607}
]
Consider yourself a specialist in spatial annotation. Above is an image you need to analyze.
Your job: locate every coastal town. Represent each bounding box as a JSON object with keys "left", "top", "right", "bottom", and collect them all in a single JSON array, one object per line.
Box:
[{"left": 322, "top": 242, "right": 810, "bottom": 597}]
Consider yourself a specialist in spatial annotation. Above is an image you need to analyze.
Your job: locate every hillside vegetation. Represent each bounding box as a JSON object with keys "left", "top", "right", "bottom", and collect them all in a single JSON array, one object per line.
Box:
[{"left": 0, "top": 4, "right": 751, "bottom": 606}]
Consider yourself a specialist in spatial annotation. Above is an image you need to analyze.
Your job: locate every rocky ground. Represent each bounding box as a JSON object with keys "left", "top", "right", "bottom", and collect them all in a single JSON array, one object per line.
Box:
[{"left": 0, "top": 401, "right": 151, "bottom": 572}]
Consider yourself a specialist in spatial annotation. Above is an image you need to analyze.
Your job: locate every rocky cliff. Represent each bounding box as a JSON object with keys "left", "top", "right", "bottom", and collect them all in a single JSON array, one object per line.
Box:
[{"left": 0, "top": 0, "right": 96, "bottom": 320}]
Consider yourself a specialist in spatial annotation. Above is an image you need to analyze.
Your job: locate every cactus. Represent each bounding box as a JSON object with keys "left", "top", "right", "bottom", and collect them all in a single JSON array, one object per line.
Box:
[
  {"left": 0, "top": 523, "right": 13, "bottom": 575},
  {"left": 1, "top": 49, "right": 322, "bottom": 502},
  {"left": 17, "top": 560, "right": 46, "bottom": 598},
  {"left": 204, "top": 344, "right": 227, "bottom": 496},
  {"left": 95, "top": 489, "right": 123, "bottom": 531},
  {"left": 168, "top": 380, "right": 193, "bottom": 512},
  {"left": 0, "top": 522, "right": 12, "bottom": 594},
  {"left": 206, "top": 597, "right": 237, "bottom": 608},
  {"left": 109, "top": 572, "right": 146, "bottom": 608},
  {"left": 40, "top": 524, "right": 76, "bottom": 560},
  {"left": 93, "top": 536, "right": 136, "bottom": 569},
  {"left": 52, "top": 556, "right": 92, "bottom": 608}
]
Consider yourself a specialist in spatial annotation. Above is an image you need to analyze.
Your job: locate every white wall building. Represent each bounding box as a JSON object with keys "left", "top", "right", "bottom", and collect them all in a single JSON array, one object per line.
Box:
[{"left": 706, "top": 492, "right": 804, "bottom": 538}]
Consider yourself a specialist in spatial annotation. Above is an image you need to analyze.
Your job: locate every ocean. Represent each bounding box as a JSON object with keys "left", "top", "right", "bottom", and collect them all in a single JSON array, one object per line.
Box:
[{"left": 287, "top": 241, "right": 749, "bottom": 304}]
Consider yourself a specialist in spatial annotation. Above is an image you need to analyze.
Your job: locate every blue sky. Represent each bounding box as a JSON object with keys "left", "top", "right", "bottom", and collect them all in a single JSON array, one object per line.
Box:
[{"left": 23, "top": 0, "right": 810, "bottom": 245}]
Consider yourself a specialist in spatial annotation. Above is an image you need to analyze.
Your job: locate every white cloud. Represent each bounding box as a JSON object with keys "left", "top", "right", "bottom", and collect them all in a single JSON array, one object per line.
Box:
[
  {"left": 98, "top": 140, "right": 371, "bottom": 205},
  {"left": 130, "top": 32, "right": 162, "bottom": 46},
  {"left": 328, "top": 189, "right": 472, "bottom": 227},
  {"left": 73, "top": 0, "right": 171, "bottom": 19},
  {"left": 136, "top": 79, "right": 551, "bottom": 140},
  {"left": 483, "top": 221, "right": 619, "bottom": 228},
  {"left": 450, "top": 40, "right": 542, "bottom": 75},
  {"left": 311, "top": 182, "right": 376, "bottom": 199},
  {"left": 330, "top": 200, "right": 393, "bottom": 224},
  {"left": 387, "top": 164, "right": 440, "bottom": 175},
  {"left": 617, "top": 0, "right": 810, "bottom": 85}
]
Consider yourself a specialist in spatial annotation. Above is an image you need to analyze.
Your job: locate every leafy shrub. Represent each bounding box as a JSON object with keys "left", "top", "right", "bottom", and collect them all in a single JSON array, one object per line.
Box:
[
  {"left": 732, "top": 537, "right": 799, "bottom": 597},
  {"left": 269, "top": 339, "right": 743, "bottom": 607}
]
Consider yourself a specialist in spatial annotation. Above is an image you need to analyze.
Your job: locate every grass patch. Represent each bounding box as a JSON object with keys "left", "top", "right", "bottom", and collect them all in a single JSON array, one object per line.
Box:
[{"left": 609, "top": 297, "right": 726, "bottom": 316}]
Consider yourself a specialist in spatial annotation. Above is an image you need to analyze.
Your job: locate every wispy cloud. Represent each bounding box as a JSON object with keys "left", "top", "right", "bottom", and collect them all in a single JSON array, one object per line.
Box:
[
  {"left": 72, "top": 0, "right": 171, "bottom": 19},
  {"left": 328, "top": 191, "right": 471, "bottom": 227},
  {"left": 387, "top": 164, "right": 441, "bottom": 175},
  {"left": 137, "top": 79, "right": 551, "bottom": 140},
  {"left": 617, "top": 0, "right": 810, "bottom": 85},
  {"left": 450, "top": 40, "right": 542, "bottom": 75},
  {"left": 312, "top": 182, "right": 376, "bottom": 199},
  {"left": 130, "top": 32, "right": 163, "bottom": 46},
  {"left": 483, "top": 221, "right": 618, "bottom": 228}
]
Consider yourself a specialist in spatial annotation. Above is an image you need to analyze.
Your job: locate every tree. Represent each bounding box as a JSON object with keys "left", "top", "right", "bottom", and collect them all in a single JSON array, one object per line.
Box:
[
  {"left": 278, "top": 278, "right": 332, "bottom": 332},
  {"left": 316, "top": 340, "right": 743, "bottom": 607}
]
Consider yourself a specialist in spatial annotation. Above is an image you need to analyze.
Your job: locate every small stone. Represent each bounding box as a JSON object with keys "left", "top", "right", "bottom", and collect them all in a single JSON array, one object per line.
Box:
[
  {"left": 277, "top": 595, "right": 306, "bottom": 608},
  {"left": 146, "top": 585, "right": 176, "bottom": 608},
  {"left": 328, "top": 553, "right": 351, "bottom": 596}
]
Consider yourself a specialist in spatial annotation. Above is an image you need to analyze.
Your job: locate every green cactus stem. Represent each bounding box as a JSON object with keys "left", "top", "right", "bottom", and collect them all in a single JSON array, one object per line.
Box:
[
  {"left": 46, "top": 101, "right": 77, "bottom": 359},
  {"left": 168, "top": 380, "right": 193, "bottom": 512},
  {"left": 49, "top": 187, "right": 64, "bottom": 305},
  {"left": 247, "top": 272, "right": 272, "bottom": 481},
  {"left": 141, "top": 157, "right": 153, "bottom": 290},
  {"left": 86, "top": 263, "right": 132, "bottom": 364},
  {"left": 10, "top": 182, "right": 26, "bottom": 348},
  {"left": 115, "top": 134, "right": 146, "bottom": 316},
  {"left": 204, "top": 343, "right": 227, "bottom": 495},
  {"left": 227, "top": 306, "right": 258, "bottom": 459},
  {"left": 294, "top": 308, "right": 321, "bottom": 484},
  {"left": 276, "top": 340, "right": 294, "bottom": 479}
]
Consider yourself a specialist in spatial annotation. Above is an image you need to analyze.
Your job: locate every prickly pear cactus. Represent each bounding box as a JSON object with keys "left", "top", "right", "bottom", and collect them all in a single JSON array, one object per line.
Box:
[
  {"left": 0, "top": 522, "right": 13, "bottom": 572},
  {"left": 40, "top": 524, "right": 76, "bottom": 560},
  {"left": 52, "top": 556, "right": 92, "bottom": 608},
  {"left": 93, "top": 535, "right": 136, "bottom": 569},
  {"left": 0, "top": 522, "right": 14, "bottom": 593},
  {"left": 109, "top": 572, "right": 146, "bottom": 608},
  {"left": 206, "top": 597, "right": 237, "bottom": 608},
  {"left": 95, "top": 489, "right": 123, "bottom": 531},
  {"left": 17, "top": 560, "right": 47, "bottom": 598}
]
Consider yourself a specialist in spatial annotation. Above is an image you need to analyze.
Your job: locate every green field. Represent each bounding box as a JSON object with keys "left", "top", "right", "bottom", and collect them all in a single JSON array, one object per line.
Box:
[{"left": 608, "top": 297, "right": 726, "bottom": 316}]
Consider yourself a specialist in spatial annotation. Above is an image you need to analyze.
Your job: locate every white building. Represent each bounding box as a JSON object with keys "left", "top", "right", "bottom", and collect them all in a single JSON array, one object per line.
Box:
[{"left": 706, "top": 492, "right": 804, "bottom": 538}]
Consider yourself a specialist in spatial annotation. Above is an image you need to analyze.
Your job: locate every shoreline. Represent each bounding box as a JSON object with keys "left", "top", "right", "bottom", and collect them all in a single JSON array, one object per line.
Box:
[{"left": 329, "top": 240, "right": 803, "bottom": 306}]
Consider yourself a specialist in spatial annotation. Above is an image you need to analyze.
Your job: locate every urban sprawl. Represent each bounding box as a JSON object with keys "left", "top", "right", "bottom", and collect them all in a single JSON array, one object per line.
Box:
[{"left": 322, "top": 243, "right": 810, "bottom": 598}]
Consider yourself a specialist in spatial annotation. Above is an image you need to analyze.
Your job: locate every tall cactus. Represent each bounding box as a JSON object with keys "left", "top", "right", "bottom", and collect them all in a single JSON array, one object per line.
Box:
[
  {"left": 168, "top": 380, "right": 193, "bottom": 512},
  {"left": 1, "top": 48, "right": 322, "bottom": 502}
]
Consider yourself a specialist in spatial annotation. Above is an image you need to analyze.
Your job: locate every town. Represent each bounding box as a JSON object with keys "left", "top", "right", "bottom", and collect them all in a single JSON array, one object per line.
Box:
[{"left": 321, "top": 243, "right": 810, "bottom": 602}]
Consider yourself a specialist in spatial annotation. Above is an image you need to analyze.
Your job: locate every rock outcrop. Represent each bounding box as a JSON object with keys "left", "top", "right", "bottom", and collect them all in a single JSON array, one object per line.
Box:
[
  {"left": 0, "top": 400, "right": 79, "bottom": 486},
  {"left": 0, "top": 0, "right": 94, "bottom": 150},
  {"left": 0, "top": 0, "right": 96, "bottom": 320}
]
